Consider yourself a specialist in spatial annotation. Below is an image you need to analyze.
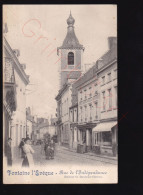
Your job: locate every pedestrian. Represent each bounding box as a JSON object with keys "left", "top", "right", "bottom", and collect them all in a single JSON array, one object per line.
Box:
[
  {"left": 6, "top": 138, "right": 12, "bottom": 166},
  {"left": 50, "top": 138, "right": 55, "bottom": 159},
  {"left": 22, "top": 137, "right": 34, "bottom": 167},
  {"left": 45, "top": 139, "right": 51, "bottom": 160},
  {"left": 41, "top": 140, "right": 45, "bottom": 155},
  {"left": 19, "top": 138, "right": 25, "bottom": 158}
]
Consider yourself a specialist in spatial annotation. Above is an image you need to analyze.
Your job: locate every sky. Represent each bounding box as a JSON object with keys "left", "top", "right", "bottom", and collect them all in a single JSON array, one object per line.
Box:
[{"left": 3, "top": 4, "right": 117, "bottom": 118}]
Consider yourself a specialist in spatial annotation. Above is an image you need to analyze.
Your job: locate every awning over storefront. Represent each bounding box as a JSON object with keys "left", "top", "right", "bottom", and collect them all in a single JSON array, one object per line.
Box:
[{"left": 92, "top": 121, "right": 117, "bottom": 132}]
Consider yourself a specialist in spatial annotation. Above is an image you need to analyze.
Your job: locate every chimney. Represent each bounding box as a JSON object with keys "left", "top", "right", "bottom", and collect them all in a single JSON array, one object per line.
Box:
[
  {"left": 97, "top": 58, "right": 103, "bottom": 69},
  {"left": 108, "top": 37, "right": 117, "bottom": 50}
]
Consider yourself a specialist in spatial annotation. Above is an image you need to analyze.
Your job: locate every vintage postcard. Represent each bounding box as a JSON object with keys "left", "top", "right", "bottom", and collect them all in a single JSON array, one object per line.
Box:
[{"left": 3, "top": 4, "right": 117, "bottom": 184}]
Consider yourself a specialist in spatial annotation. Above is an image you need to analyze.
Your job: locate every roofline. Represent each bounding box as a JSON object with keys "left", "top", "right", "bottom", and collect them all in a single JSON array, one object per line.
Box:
[
  {"left": 55, "top": 83, "right": 70, "bottom": 100},
  {"left": 97, "top": 59, "right": 117, "bottom": 74},
  {"left": 58, "top": 46, "right": 84, "bottom": 50}
]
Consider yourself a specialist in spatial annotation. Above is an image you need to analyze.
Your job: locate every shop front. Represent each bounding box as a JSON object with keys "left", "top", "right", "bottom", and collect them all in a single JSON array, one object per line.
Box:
[
  {"left": 77, "top": 123, "right": 96, "bottom": 153},
  {"left": 92, "top": 121, "right": 117, "bottom": 156}
]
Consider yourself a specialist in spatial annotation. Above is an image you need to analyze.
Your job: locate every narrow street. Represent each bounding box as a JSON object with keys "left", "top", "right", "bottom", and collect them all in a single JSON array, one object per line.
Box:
[{"left": 32, "top": 144, "right": 117, "bottom": 167}]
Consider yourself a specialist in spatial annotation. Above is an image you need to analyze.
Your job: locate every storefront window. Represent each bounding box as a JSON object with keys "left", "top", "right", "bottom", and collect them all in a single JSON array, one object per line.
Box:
[
  {"left": 102, "top": 132, "right": 112, "bottom": 146},
  {"left": 95, "top": 132, "right": 101, "bottom": 145}
]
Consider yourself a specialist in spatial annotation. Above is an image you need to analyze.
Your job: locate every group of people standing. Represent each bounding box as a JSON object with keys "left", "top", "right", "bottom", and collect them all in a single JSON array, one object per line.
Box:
[
  {"left": 41, "top": 137, "right": 55, "bottom": 160},
  {"left": 6, "top": 135, "right": 55, "bottom": 168},
  {"left": 6, "top": 137, "right": 35, "bottom": 167}
]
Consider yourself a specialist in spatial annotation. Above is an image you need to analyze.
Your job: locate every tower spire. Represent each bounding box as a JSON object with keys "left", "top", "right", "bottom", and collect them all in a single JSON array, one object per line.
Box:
[{"left": 57, "top": 13, "right": 84, "bottom": 50}]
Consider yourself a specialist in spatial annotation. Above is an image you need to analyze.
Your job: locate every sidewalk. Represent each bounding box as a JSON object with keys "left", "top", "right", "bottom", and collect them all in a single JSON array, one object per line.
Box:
[{"left": 58, "top": 145, "right": 117, "bottom": 164}]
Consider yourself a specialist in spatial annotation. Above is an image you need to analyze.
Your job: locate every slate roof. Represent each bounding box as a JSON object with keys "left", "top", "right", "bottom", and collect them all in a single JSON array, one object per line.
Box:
[{"left": 58, "top": 13, "right": 84, "bottom": 50}]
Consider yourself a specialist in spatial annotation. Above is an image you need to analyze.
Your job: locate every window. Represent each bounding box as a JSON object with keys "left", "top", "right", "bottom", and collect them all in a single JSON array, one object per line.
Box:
[
  {"left": 89, "top": 104, "right": 92, "bottom": 121},
  {"left": 114, "top": 69, "right": 117, "bottom": 79},
  {"left": 74, "top": 109, "right": 77, "bottom": 122},
  {"left": 102, "top": 132, "right": 112, "bottom": 146},
  {"left": 89, "top": 86, "right": 92, "bottom": 97},
  {"left": 16, "top": 124, "right": 18, "bottom": 146},
  {"left": 102, "top": 76, "right": 105, "bottom": 85},
  {"left": 23, "top": 126, "right": 25, "bottom": 138},
  {"left": 80, "top": 107, "right": 82, "bottom": 122},
  {"left": 20, "top": 125, "right": 22, "bottom": 140},
  {"left": 102, "top": 91, "right": 106, "bottom": 111},
  {"left": 85, "top": 106, "right": 87, "bottom": 121},
  {"left": 80, "top": 91, "right": 82, "bottom": 101},
  {"left": 114, "top": 86, "right": 117, "bottom": 108},
  {"left": 95, "top": 133, "right": 101, "bottom": 145},
  {"left": 68, "top": 52, "right": 74, "bottom": 65},
  {"left": 77, "top": 129, "right": 79, "bottom": 142},
  {"left": 108, "top": 89, "right": 112, "bottom": 109},
  {"left": 82, "top": 131, "right": 86, "bottom": 143},
  {"left": 84, "top": 89, "right": 87, "bottom": 99},
  {"left": 95, "top": 102, "right": 98, "bottom": 119},
  {"left": 70, "top": 110, "right": 73, "bottom": 122},
  {"left": 107, "top": 72, "right": 111, "bottom": 82},
  {"left": 74, "top": 127, "right": 77, "bottom": 142},
  {"left": 27, "top": 126, "right": 29, "bottom": 134}
]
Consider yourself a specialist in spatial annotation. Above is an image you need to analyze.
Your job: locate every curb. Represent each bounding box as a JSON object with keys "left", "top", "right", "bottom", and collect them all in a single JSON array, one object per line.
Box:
[{"left": 59, "top": 146, "right": 117, "bottom": 161}]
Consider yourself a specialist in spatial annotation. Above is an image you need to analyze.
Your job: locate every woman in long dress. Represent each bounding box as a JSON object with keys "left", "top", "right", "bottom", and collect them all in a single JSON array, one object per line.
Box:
[{"left": 22, "top": 137, "right": 34, "bottom": 167}]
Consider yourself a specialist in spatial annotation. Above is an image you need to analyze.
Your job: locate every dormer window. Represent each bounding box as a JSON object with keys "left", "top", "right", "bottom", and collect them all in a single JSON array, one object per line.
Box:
[{"left": 68, "top": 52, "right": 74, "bottom": 65}]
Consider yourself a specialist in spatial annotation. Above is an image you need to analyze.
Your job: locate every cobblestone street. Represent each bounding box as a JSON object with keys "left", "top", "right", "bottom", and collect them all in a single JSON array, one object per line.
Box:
[{"left": 32, "top": 144, "right": 117, "bottom": 167}]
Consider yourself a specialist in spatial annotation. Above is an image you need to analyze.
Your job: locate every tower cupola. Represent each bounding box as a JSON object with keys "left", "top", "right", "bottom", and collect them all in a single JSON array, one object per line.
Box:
[
  {"left": 67, "top": 11, "right": 75, "bottom": 26},
  {"left": 58, "top": 12, "right": 84, "bottom": 50}
]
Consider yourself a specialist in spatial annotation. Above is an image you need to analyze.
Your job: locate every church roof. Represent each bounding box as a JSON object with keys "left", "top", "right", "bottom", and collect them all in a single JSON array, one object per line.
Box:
[{"left": 58, "top": 12, "right": 84, "bottom": 50}]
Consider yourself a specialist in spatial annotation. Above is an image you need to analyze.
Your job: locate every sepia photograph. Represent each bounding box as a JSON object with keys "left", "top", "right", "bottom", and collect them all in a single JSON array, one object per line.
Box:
[{"left": 3, "top": 4, "right": 117, "bottom": 184}]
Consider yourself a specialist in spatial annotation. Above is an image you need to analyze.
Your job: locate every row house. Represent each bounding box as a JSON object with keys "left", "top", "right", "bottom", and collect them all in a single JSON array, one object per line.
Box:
[
  {"left": 3, "top": 36, "right": 29, "bottom": 160},
  {"left": 93, "top": 37, "right": 117, "bottom": 156},
  {"left": 69, "top": 37, "right": 117, "bottom": 156},
  {"left": 56, "top": 83, "right": 72, "bottom": 147},
  {"left": 71, "top": 64, "right": 99, "bottom": 152}
]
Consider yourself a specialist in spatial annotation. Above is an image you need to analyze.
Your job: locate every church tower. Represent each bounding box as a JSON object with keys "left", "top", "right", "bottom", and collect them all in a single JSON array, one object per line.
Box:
[{"left": 57, "top": 12, "right": 84, "bottom": 89}]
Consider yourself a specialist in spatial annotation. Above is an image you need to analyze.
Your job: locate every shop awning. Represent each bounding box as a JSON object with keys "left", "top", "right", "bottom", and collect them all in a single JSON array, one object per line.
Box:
[{"left": 92, "top": 121, "right": 117, "bottom": 132}]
